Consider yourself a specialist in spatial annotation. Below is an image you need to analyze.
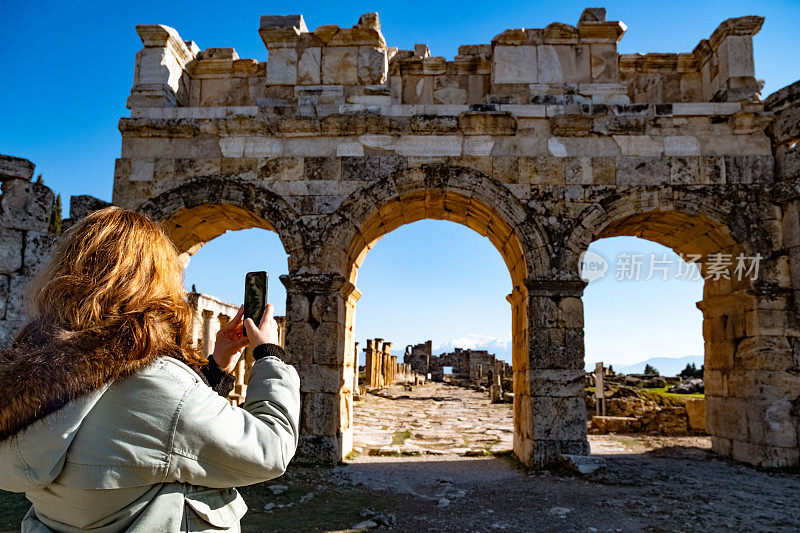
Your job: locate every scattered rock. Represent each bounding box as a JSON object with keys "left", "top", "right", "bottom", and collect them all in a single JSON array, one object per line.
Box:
[
  {"left": 373, "top": 513, "right": 397, "bottom": 527},
  {"left": 437, "top": 498, "right": 451, "bottom": 508},
  {"left": 351, "top": 519, "right": 378, "bottom": 531},
  {"left": 548, "top": 507, "right": 573, "bottom": 518},
  {"left": 669, "top": 379, "right": 704, "bottom": 394},
  {"left": 263, "top": 502, "right": 275, "bottom": 511},
  {"left": 558, "top": 454, "right": 605, "bottom": 474},
  {"left": 268, "top": 484, "right": 288, "bottom": 495},
  {"left": 445, "top": 487, "right": 468, "bottom": 499}
]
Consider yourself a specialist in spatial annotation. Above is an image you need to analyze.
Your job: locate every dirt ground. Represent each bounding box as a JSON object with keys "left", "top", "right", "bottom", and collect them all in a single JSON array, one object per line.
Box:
[{"left": 0, "top": 383, "right": 798, "bottom": 532}]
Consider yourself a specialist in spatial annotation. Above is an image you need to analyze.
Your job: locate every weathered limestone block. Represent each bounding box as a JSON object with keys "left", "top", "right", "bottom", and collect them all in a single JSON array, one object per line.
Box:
[
  {"left": 537, "top": 45, "right": 591, "bottom": 83},
  {"left": 321, "top": 47, "right": 358, "bottom": 85},
  {"left": 492, "top": 46, "right": 537, "bottom": 84},
  {"left": 23, "top": 232, "right": 56, "bottom": 276},
  {"left": 297, "top": 47, "right": 322, "bottom": 85},
  {"left": 0, "top": 179, "right": 54, "bottom": 232},
  {"left": 301, "top": 392, "right": 339, "bottom": 435},
  {"left": 550, "top": 114, "right": 592, "bottom": 136},
  {"left": 299, "top": 362, "right": 343, "bottom": 393},
  {"left": 401, "top": 75, "right": 433, "bottom": 104},
  {"left": 590, "top": 44, "right": 619, "bottom": 82},
  {"left": 531, "top": 396, "right": 587, "bottom": 440},
  {"left": 258, "top": 15, "right": 308, "bottom": 49},
  {"left": 0, "top": 155, "right": 35, "bottom": 181},
  {"left": 591, "top": 415, "right": 641, "bottom": 433},
  {"left": 5, "top": 274, "right": 33, "bottom": 321},
  {"left": 266, "top": 48, "right": 298, "bottom": 85},
  {"left": 0, "top": 229, "right": 23, "bottom": 273},
  {"left": 616, "top": 156, "right": 669, "bottom": 185},
  {"left": 459, "top": 112, "right": 517, "bottom": 135},
  {"left": 734, "top": 336, "right": 794, "bottom": 371},
  {"left": 685, "top": 398, "right": 707, "bottom": 432},
  {"left": 357, "top": 47, "right": 387, "bottom": 85}
]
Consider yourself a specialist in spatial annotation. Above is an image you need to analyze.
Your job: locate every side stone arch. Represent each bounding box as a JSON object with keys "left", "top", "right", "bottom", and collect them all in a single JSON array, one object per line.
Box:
[
  {"left": 558, "top": 187, "right": 799, "bottom": 467},
  {"left": 137, "top": 177, "right": 307, "bottom": 267},
  {"left": 556, "top": 187, "right": 773, "bottom": 276}
]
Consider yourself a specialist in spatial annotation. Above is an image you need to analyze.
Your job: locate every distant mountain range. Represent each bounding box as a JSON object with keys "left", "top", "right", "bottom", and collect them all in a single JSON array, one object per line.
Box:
[
  {"left": 606, "top": 355, "right": 704, "bottom": 377},
  {"left": 390, "top": 334, "right": 703, "bottom": 378}
]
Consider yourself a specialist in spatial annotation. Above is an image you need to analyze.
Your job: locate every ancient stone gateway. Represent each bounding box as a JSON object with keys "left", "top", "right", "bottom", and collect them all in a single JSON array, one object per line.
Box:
[{"left": 112, "top": 9, "right": 800, "bottom": 467}]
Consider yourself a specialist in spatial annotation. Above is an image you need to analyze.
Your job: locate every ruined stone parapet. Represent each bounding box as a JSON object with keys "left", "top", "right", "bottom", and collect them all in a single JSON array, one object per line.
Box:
[{"left": 125, "top": 9, "right": 765, "bottom": 116}]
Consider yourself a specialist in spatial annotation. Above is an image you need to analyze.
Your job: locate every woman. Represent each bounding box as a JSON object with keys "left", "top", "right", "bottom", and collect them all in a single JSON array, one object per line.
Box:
[{"left": 0, "top": 207, "right": 300, "bottom": 531}]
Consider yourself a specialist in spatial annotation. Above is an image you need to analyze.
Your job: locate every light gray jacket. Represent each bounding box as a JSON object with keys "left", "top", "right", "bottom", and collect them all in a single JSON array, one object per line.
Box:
[{"left": 0, "top": 355, "right": 301, "bottom": 532}]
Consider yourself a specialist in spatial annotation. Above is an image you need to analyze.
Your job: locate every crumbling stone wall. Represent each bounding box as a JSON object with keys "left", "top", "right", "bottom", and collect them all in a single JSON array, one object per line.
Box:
[
  {"left": 0, "top": 156, "right": 115, "bottom": 347},
  {"left": 0, "top": 7, "right": 784, "bottom": 468},
  {"left": 405, "top": 340, "right": 432, "bottom": 375},
  {"left": 0, "top": 156, "right": 57, "bottom": 344},
  {"left": 403, "top": 342, "right": 512, "bottom": 386}
]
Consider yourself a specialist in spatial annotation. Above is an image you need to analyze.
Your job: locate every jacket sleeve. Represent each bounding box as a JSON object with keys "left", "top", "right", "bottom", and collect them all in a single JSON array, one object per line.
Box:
[
  {"left": 198, "top": 356, "right": 237, "bottom": 398},
  {"left": 165, "top": 350, "right": 301, "bottom": 488}
]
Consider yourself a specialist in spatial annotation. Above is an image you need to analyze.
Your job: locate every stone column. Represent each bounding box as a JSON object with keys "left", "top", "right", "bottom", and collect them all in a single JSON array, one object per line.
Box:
[
  {"left": 201, "top": 310, "right": 214, "bottom": 357},
  {"left": 364, "top": 339, "right": 376, "bottom": 387},
  {"left": 353, "top": 341, "right": 360, "bottom": 399},
  {"left": 522, "top": 278, "right": 590, "bottom": 467},
  {"left": 382, "top": 342, "right": 393, "bottom": 385},
  {"left": 281, "top": 272, "right": 357, "bottom": 463},
  {"left": 374, "top": 338, "right": 384, "bottom": 388}
]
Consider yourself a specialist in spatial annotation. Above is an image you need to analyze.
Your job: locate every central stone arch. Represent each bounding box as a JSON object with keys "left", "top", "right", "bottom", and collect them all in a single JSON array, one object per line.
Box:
[{"left": 281, "top": 164, "right": 589, "bottom": 465}]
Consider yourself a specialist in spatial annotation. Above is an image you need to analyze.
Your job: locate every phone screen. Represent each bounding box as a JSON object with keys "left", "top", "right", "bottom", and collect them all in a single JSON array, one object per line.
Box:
[{"left": 244, "top": 271, "right": 268, "bottom": 334}]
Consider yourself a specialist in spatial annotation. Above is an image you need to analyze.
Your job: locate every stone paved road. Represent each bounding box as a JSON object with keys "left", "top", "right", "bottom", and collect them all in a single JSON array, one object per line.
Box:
[
  {"left": 353, "top": 382, "right": 514, "bottom": 456},
  {"left": 353, "top": 381, "right": 713, "bottom": 457}
]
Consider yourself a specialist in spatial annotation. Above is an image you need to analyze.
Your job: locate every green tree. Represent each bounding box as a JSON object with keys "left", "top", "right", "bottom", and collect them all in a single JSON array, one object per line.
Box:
[
  {"left": 49, "top": 194, "right": 62, "bottom": 235},
  {"left": 679, "top": 363, "right": 696, "bottom": 378},
  {"left": 679, "top": 363, "right": 704, "bottom": 379},
  {"left": 644, "top": 364, "right": 659, "bottom": 376},
  {"left": 34, "top": 174, "right": 44, "bottom": 184}
]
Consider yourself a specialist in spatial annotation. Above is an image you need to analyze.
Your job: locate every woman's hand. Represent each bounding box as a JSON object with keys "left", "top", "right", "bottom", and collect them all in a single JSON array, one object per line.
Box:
[
  {"left": 211, "top": 305, "right": 249, "bottom": 373},
  {"left": 243, "top": 303, "right": 279, "bottom": 349}
]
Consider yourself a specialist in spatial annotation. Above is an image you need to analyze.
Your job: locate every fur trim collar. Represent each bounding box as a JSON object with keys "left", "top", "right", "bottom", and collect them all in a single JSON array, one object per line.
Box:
[{"left": 0, "top": 321, "right": 160, "bottom": 441}]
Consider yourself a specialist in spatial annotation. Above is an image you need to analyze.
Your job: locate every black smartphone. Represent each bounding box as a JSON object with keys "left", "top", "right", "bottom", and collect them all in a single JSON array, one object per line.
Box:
[{"left": 243, "top": 271, "right": 268, "bottom": 336}]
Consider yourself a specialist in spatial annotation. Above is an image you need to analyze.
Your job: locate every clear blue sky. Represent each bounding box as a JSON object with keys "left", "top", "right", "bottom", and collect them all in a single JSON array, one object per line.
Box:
[{"left": 2, "top": 1, "right": 797, "bottom": 367}]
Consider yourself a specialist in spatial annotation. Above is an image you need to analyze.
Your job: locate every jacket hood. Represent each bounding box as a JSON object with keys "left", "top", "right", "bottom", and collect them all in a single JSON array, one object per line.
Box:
[
  {"left": 0, "top": 320, "right": 160, "bottom": 492},
  {"left": 0, "top": 385, "right": 109, "bottom": 492}
]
